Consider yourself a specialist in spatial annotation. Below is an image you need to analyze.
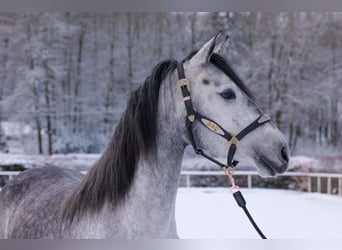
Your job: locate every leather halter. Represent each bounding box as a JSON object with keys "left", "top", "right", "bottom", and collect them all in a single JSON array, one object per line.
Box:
[{"left": 177, "top": 62, "right": 271, "bottom": 170}]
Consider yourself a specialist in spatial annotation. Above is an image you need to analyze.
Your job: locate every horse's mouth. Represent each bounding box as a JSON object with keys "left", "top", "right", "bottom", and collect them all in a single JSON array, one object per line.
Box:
[{"left": 256, "top": 157, "right": 279, "bottom": 177}]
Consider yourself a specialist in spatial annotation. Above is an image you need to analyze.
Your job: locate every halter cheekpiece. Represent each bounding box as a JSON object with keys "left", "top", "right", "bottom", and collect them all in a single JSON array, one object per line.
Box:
[{"left": 176, "top": 61, "right": 271, "bottom": 171}]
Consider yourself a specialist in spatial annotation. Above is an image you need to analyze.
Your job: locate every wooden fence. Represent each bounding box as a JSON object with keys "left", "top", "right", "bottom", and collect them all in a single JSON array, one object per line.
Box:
[{"left": 1, "top": 170, "right": 342, "bottom": 196}]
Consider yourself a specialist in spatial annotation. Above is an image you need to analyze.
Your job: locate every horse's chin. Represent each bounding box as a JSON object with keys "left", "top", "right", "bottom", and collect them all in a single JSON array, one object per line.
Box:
[{"left": 254, "top": 157, "right": 279, "bottom": 178}]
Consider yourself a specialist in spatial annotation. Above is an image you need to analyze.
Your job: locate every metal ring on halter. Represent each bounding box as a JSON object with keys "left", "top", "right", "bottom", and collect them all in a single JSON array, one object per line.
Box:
[{"left": 230, "top": 185, "right": 240, "bottom": 193}]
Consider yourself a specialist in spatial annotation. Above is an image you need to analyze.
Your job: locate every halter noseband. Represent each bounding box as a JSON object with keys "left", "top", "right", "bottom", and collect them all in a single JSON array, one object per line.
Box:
[{"left": 177, "top": 62, "right": 271, "bottom": 170}]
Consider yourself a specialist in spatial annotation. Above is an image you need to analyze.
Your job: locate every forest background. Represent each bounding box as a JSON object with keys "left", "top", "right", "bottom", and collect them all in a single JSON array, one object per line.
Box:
[{"left": 0, "top": 12, "right": 341, "bottom": 157}]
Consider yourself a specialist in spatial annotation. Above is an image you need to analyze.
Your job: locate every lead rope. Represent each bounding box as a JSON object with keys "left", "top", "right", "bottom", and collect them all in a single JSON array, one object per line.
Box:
[{"left": 222, "top": 166, "right": 267, "bottom": 239}]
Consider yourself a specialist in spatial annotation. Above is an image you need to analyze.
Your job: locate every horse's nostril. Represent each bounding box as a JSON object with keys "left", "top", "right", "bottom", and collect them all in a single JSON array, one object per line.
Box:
[{"left": 281, "top": 146, "right": 289, "bottom": 163}]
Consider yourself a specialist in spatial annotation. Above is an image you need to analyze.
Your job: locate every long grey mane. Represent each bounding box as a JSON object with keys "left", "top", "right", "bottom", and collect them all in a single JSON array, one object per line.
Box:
[
  {"left": 63, "top": 59, "right": 178, "bottom": 223},
  {"left": 62, "top": 52, "right": 253, "bottom": 223}
]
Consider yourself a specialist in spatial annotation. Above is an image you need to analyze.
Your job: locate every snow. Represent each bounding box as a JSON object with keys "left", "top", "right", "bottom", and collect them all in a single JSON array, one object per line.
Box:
[
  {"left": 1, "top": 121, "right": 33, "bottom": 137},
  {"left": 176, "top": 188, "right": 342, "bottom": 239},
  {"left": 1, "top": 152, "right": 342, "bottom": 239},
  {"left": 0, "top": 153, "right": 99, "bottom": 171},
  {"left": 0, "top": 182, "right": 341, "bottom": 239}
]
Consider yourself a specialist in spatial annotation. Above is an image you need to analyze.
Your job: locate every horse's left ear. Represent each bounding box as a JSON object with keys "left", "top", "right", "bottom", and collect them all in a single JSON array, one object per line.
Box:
[
  {"left": 213, "top": 35, "right": 229, "bottom": 54},
  {"left": 190, "top": 31, "right": 229, "bottom": 65}
]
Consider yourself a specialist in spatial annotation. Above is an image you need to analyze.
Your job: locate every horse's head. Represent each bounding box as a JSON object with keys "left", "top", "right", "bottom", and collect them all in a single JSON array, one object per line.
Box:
[{"left": 179, "top": 33, "right": 289, "bottom": 177}]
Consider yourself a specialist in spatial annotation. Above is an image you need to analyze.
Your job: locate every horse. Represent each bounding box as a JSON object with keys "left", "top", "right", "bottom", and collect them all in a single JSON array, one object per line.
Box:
[{"left": 0, "top": 33, "right": 290, "bottom": 239}]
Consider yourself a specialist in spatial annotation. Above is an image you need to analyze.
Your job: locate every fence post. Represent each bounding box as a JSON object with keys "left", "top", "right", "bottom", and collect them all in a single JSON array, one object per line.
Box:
[
  {"left": 339, "top": 178, "right": 342, "bottom": 196},
  {"left": 186, "top": 175, "right": 190, "bottom": 188},
  {"left": 317, "top": 177, "right": 321, "bottom": 193},
  {"left": 247, "top": 175, "right": 252, "bottom": 189},
  {"left": 307, "top": 176, "right": 311, "bottom": 192},
  {"left": 327, "top": 177, "right": 331, "bottom": 194}
]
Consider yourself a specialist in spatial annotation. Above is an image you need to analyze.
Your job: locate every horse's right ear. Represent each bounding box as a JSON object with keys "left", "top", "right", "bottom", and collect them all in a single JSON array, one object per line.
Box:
[{"left": 190, "top": 31, "right": 228, "bottom": 65}]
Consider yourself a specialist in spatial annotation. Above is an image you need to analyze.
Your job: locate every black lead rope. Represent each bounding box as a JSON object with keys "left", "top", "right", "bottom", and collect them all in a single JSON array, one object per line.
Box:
[
  {"left": 177, "top": 62, "right": 269, "bottom": 239},
  {"left": 223, "top": 167, "right": 267, "bottom": 239},
  {"left": 233, "top": 190, "right": 267, "bottom": 239}
]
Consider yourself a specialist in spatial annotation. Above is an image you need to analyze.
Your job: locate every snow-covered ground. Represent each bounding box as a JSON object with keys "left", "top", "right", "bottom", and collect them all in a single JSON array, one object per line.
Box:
[
  {"left": 0, "top": 185, "right": 340, "bottom": 239},
  {"left": 176, "top": 188, "right": 342, "bottom": 239}
]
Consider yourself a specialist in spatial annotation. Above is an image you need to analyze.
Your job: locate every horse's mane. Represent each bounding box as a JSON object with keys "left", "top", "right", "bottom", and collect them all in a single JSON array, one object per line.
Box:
[
  {"left": 63, "top": 52, "right": 254, "bottom": 223},
  {"left": 63, "top": 59, "right": 178, "bottom": 223}
]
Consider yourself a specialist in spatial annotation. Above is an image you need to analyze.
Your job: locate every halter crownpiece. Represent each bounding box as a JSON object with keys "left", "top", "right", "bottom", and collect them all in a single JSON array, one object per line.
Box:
[{"left": 176, "top": 62, "right": 271, "bottom": 170}]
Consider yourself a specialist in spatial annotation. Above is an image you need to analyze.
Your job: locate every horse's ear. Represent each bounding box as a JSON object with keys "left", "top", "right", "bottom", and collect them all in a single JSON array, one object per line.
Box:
[
  {"left": 190, "top": 31, "right": 228, "bottom": 65},
  {"left": 213, "top": 35, "right": 230, "bottom": 54}
]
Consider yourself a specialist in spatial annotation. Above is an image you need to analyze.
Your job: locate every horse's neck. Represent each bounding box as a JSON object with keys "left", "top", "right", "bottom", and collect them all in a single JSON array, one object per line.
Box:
[
  {"left": 108, "top": 73, "right": 185, "bottom": 238},
  {"left": 125, "top": 135, "right": 184, "bottom": 236},
  {"left": 110, "top": 125, "right": 184, "bottom": 238}
]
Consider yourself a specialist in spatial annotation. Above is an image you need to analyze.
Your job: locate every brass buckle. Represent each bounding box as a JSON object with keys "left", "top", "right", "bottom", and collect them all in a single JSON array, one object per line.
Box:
[
  {"left": 258, "top": 114, "right": 271, "bottom": 123},
  {"left": 187, "top": 115, "right": 195, "bottom": 122},
  {"left": 177, "top": 78, "right": 190, "bottom": 93},
  {"left": 228, "top": 135, "right": 241, "bottom": 147}
]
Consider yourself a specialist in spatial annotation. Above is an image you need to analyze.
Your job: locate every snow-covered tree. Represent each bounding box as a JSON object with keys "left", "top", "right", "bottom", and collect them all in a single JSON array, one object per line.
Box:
[{"left": 0, "top": 12, "right": 341, "bottom": 156}]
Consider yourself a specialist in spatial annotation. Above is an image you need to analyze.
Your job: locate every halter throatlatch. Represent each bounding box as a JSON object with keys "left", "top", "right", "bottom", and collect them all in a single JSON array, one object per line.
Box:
[{"left": 177, "top": 62, "right": 271, "bottom": 171}]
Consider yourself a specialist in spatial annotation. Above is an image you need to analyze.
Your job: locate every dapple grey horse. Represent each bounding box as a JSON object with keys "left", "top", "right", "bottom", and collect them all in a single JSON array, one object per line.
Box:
[{"left": 0, "top": 33, "right": 289, "bottom": 238}]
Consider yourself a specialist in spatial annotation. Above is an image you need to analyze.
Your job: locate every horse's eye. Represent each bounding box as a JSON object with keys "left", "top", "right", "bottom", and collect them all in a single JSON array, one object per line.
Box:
[{"left": 220, "top": 89, "right": 236, "bottom": 100}]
